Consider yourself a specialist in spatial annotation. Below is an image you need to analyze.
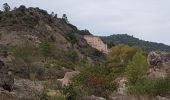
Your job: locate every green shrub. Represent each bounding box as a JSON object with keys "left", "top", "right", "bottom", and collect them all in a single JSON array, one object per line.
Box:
[
  {"left": 106, "top": 44, "right": 142, "bottom": 76},
  {"left": 125, "top": 52, "right": 149, "bottom": 84},
  {"left": 42, "top": 81, "right": 66, "bottom": 100},
  {"left": 51, "top": 96, "right": 65, "bottom": 100},
  {"left": 39, "top": 42, "right": 54, "bottom": 60},
  {"left": 62, "top": 83, "right": 83, "bottom": 100},
  {"left": 65, "top": 50, "right": 79, "bottom": 63},
  {"left": 129, "top": 78, "right": 170, "bottom": 96},
  {"left": 11, "top": 45, "right": 44, "bottom": 79},
  {"left": 65, "top": 32, "right": 77, "bottom": 45},
  {"left": 78, "top": 29, "right": 91, "bottom": 35},
  {"left": 74, "top": 64, "right": 116, "bottom": 98}
]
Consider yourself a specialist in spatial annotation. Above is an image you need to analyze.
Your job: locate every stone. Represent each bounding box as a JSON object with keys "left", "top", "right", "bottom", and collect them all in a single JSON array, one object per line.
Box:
[
  {"left": 147, "top": 51, "right": 170, "bottom": 79},
  {"left": 156, "top": 96, "right": 170, "bottom": 100},
  {"left": 57, "top": 71, "right": 80, "bottom": 86},
  {"left": 0, "top": 78, "right": 44, "bottom": 100},
  {"left": 147, "top": 51, "right": 170, "bottom": 68},
  {"left": 85, "top": 95, "right": 106, "bottom": 100},
  {"left": 0, "top": 60, "right": 14, "bottom": 91}
]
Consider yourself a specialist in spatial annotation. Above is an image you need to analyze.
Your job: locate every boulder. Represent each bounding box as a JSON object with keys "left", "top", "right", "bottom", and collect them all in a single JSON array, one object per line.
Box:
[
  {"left": 57, "top": 71, "right": 80, "bottom": 86},
  {"left": 156, "top": 96, "right": 170, "bottom": 100},
  {"left": 85, "top": 95, "right": 106, "bottom": 100},
  {"left": 115, "top": 77, "right": 128, "bottom": 95},
  {"left": 147, "top": 51, "right": 170, "bottom": 68},
  {"left": 0, "top": 60, "right": 14, "bottom": 91},
  {"left": 147, "top": 51, "right": 170, "bottom": 79}
]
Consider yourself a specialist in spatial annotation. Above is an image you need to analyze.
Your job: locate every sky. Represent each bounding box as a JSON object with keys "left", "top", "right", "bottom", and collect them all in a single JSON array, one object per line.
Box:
[{"left": 1, "top": 0, "right": 170, "bottom": 45}]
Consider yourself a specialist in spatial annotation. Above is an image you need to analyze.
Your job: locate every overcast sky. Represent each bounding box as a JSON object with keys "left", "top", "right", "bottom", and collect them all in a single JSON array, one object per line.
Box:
[{"left": 1, "top": 0, "right": 170, "bottom": 45}]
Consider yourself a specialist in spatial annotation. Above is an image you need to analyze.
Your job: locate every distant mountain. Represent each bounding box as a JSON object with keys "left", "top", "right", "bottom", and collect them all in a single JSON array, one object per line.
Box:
[{"left": 101, "top": 34, "right": 170, "bottom": 52}]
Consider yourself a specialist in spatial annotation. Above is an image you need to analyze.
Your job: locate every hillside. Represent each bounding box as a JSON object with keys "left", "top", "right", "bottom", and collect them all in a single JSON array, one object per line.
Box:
[
  {"left": 1, "top": 4, "right": 170, "bottom": 100},
  {"left": 101, "top": 34, "right": 170, "bottom": 52},
  {"left": 0, "top": 5, "right": 105, "bottom": 99},
  {"left": 0, "top": 5, "right": 104, "bottom": 63}
]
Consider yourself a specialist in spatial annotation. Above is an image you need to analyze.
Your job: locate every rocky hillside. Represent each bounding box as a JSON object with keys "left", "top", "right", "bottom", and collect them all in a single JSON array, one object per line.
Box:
[
  {"left": 0, "top": 5, "right": 104, "bottom": 63},
  {"left": 101, "top": 34, "right": 170, "bottom": 52},
  {"left": 1, "top": 5, "right": 170, "bottom": 100},
  {"left": 0, "top": 5, "right": 105, "bottom": 100}
]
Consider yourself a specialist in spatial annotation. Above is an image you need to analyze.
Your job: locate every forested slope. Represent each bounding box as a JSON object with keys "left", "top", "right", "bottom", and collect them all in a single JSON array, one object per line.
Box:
[{"left": 101, "top": 34, "right": 170, "bottom": 52}]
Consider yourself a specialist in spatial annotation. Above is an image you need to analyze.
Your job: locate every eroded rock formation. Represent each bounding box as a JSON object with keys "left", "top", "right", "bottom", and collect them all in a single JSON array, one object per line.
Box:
[
  {"left": 147, "top": 51, "right": 170, "bottom": 79},
  {"left": 148, "top": 51, "right": 170, "bottom": 67},
  {"left": 57, "top": 71, "right": 80, "bottom": 86}
]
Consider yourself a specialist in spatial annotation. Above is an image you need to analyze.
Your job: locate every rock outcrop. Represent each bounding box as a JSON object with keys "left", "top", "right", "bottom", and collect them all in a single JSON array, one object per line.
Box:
[
  {"left": 85, "top": 95, "right": 106, "bottom": 100},
  {"left": 57, "top": 71, "right": 80, "bottom": 86},
  {"left": 147, "top": 51, "right": 170, "bottom": 79},
  {"left": 148, "top": 51, "right": 170, "bottom": 67},
  {"left": 0, "top": 60, "right": 14, "bottom": 92},
  {"left": 0, "top": 79, "right": 44, "bottom": 100}
]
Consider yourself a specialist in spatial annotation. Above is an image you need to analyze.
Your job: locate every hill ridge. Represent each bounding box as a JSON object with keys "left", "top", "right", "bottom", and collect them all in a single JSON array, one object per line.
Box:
[{"left": 101, "top": 34, "right": 170, "bottom": 52}]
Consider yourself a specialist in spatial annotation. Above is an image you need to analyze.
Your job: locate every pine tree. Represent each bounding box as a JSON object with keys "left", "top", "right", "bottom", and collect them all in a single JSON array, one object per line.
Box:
[{"left": 3, "top": 3, "right": 10, "bottom": 12}]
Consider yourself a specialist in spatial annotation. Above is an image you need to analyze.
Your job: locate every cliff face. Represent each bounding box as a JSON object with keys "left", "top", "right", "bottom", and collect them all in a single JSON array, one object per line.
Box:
[{"left": 84, "top": 35, "right": 108, "bottom": 54}]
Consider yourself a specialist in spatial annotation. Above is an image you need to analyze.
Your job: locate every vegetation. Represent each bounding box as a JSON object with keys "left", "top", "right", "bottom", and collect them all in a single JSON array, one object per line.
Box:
[
  {"left": 3, "top": 3, "right": 10, "bottom": 12},
  {"left": 78, "top": 29, "right": 91, "bottom": 35},
  {"left": 11, "top": 45, "right": 43, "bottom": 79},
  {"left": 125, "top": 52, "right": 149, "bottom": 84},
  {"left": 65, "top": 49, "right": 79, "bottom": 63},
  {"left": 65, "top": 32, "right": 77, "bottom": 45},
  {"left": 124, "top": 51, "right": 170, "bottom": 97},
  {"left": 42, "top": 81, "right": 66, "bottom": 100},
  {"left": 101, "top": 34, "right": 170, "bottom": 52},
  {"left": 73, "top": 64, "right": 116, "bottom": 98},
  {"left": 62, "top": 14, "right": 69, "bottom": 23},
  {"left": 129, "top": 78, "right": 170, "bottom": 96},
  {"left": 44, "top": 64, "right": 116, "bottom": 100},
  {"left": 1, "top": 4, "right": 170, "bottom": 100},
  {"left": 40, "top": 42, "right": 54, "bottom": 61},
  {"left": 106, "top": 44, "right": 142, "bottom": 76}
]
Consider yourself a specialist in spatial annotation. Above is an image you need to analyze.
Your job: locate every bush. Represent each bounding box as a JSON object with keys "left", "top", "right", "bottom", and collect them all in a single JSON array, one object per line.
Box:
[
  {"left": 11, "top": 45, "right": 43, "bottom": 79},
  {"left": 39, "top": 42, "right": 54, "bottom": 60},
  {"left": 65, "top": 32, "right": 77, "bottom": 45},
  {"left": 42, "top": 81, "right": 66, "bottom": 100},
  {"left": 125, "top": 52, "right": 149, "bottom": 84},
  {"left": 3, "top": 3, "right": 10, "bottom": 12},
  {"left": 18, "top": 5, "right": 26, "bottom": 13},
  {"left": 65, "top": 50, "right": 79, "bottom": 63},
  {"left": 73, "top": 64, "right": 116, "bottom": 98},
  {"left": 78, "top": 29, "right": 91, "bottom": 35},
  {"left": 43, "top": 81, "right": 83, "bottom": 100},
  {"left": 106, "top": 44, "right": 142, "bottom": 76},
  {"left": 62, "top": 83, "right": 83, "bottom": 100},
  {"left": 129, "top": 78, "right": 170, "bottom": 96}
]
